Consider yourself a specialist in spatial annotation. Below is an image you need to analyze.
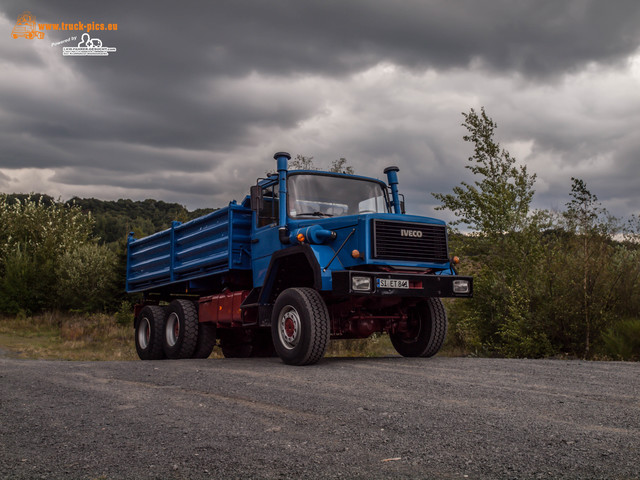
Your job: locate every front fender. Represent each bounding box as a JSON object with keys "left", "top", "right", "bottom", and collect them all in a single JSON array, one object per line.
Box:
[
  {"left": 307, "top": 245, "right": 345, "bottom": 291},
  {"left": 258, "top": 245, "right": 323, "bottom": 305}
]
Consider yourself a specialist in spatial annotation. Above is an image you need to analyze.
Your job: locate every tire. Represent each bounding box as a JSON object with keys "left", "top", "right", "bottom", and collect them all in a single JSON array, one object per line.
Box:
[
  {"left": 390, "top": 298, "right": 447, "bottom": 357},
  {"left": 135, "top": 305, "right": 166, "bottom": 360},
  {"left": 163, "top": 300, "right": 199, "bottom": 359},
  {"left": 271, "top": 288, "right": 330, "bottom": 365},
  {"left": 192, "top": 322, "right": 216, "bottom": 359}
]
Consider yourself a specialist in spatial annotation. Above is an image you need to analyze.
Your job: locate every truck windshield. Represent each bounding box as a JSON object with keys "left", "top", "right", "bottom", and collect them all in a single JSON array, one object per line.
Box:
[{"left": 288, "top": 173, "right": 389, "bottom": 218}]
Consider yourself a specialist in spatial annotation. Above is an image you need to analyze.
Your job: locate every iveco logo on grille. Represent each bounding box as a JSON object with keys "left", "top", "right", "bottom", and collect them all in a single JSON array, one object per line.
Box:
[{"left": 400, "top": 229, "right": 423, "bottom": 238}]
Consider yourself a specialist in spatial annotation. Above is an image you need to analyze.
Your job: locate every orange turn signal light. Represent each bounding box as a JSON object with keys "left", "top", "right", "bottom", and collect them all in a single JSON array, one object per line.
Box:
[
  {"left": 452, "top": 256, "right": 460, "bottom": 265},
  {"left": 297, "top": 233, "right": 305, "bottom": 243},
  {"left": 351, "top": 249, "right": 361, "bottom": 259}
]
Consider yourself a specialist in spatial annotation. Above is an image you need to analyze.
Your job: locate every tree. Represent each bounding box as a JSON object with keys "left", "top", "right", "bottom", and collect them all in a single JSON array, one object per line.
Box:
[
  {"left": 289, "top": 155, "right": 316, "bottom": 170},
  {"left": 433, "top": 108, "right": 549, "bottom": 357},
  {"left": 289, "top": 154, "right": 355, "bottom": 174},
  {"left": 432, "top": 107, "right": 536, "bottom": 235},
  {"left": 330, "top": 158, "right": 354, "bottom": 174},
  {"left": 563, "top": 178, "right": 619, "bottom": 357}
]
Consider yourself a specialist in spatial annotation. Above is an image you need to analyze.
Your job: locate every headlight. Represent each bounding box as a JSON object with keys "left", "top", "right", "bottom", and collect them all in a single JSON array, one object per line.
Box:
[
  {"left": 452, "top": 279, "right": 469, "bottom": 294},
  {"left": 352, "top": 276, "right": 372, "bottom": 292}
]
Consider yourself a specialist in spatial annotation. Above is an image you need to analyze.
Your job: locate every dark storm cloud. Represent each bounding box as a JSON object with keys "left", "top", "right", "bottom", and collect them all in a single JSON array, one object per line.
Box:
[
  {"left": 106, "top": 0, "right": 640, "bottom": 78},
  {"left": 5, "top": 0, "right": 640, "bottom": 155},
  {"left": 15, "top": 0, "right": 640, "bottom": 77}
]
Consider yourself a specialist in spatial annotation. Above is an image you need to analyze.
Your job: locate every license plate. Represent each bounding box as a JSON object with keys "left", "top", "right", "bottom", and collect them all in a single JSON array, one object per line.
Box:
[{"left": 377, "top": 278, "right": 409, "bottom": 289}]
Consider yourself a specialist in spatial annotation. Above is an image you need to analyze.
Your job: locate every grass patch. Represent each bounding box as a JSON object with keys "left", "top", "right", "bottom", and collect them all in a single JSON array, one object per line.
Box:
[
  {"left": 326, "top": 334, "right": 398, "bottom": 358},
  {"left": 0, "top": 312, "right": 137, "bottom": 361},
  {"left": 326, "top": 334, "right": 467, "bottom": 358}
]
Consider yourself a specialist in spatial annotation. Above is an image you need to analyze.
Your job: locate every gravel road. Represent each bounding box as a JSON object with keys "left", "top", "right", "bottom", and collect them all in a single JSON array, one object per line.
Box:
[{"left": 1, "top": 356, "right": 639, "bottom": 479}]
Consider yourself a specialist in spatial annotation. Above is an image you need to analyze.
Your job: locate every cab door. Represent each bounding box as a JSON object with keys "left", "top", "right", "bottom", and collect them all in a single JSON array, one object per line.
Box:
[{"left": 250, "top": 182, "right": 282, "bottom": 287}]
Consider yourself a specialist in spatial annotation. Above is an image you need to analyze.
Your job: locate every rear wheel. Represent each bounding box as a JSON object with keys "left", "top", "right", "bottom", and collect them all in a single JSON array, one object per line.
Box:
[
  {"left": 135, "top": 305, "right": 166, "bottom": 360},
  {"left": 390, "top": 298, "right": 447, "bottom": 357},
  {"left": 192, "top": 322, "right": 216, "bottom": 359},
  {"left": 271, "top": 288, "right": 330, "bottom": 365},
  {"left": 163, "top": 300, "right": 199, "bottom": 359}
]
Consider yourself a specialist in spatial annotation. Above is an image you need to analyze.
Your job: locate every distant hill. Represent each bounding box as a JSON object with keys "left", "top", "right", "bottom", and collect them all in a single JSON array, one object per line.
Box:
[{"left": 3, "top": 194, "right": 217, "bottom": 245}]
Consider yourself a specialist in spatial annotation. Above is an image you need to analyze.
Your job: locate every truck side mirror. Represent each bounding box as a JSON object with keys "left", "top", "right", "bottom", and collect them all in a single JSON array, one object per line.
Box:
[
  {"left": 399, "top": 194, "right": 406, "bottom": 214},
  {"left": 250, "top": 185, "right": 263, "bottom": 211}
]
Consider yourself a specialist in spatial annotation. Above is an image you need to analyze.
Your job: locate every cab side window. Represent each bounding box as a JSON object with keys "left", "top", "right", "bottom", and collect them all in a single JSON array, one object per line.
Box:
[{"left": 257, "top": 184, "right": 279, "bottom": 227}]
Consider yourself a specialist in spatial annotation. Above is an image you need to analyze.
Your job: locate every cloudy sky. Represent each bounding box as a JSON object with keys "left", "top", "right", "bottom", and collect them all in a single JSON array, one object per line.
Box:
[{"left": 2, "top": 0, "right": 639, "bottom": 224}]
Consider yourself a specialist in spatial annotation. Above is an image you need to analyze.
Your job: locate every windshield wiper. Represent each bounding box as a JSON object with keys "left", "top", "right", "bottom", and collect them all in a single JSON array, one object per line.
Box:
[{"left": 297, "top": 211, "right": 334, "bottom": 217}]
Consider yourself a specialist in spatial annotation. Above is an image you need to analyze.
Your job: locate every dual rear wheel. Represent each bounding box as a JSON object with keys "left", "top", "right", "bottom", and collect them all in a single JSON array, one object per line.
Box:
[{"left": 134, "top": 300, "right": 216, "bottom": 360}]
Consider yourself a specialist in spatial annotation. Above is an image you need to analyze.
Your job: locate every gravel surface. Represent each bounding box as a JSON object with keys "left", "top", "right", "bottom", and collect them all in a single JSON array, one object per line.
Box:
[{"left": 1, "top": 356, "right": 639, "bottom": 479}]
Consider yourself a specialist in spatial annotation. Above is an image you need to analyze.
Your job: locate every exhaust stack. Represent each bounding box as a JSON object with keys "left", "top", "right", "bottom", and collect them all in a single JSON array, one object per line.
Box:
[
  {"left": 384, "top": 166, "right": 401, "bottom": 214},
  {"left": 274, "top": 151, "right": 291, "bottom": 242}
]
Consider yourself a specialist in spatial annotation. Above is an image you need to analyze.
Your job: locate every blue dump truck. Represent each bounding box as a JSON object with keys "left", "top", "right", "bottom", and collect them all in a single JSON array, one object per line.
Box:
[{"left": 126, "top": 152, "right": 472, "bottom": 365}]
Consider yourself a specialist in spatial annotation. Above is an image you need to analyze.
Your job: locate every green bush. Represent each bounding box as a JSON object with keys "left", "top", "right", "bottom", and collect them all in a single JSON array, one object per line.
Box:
[
  {"left": 0, "top": 244, "right": 48, "bottom": 315},
  {"left": 56, "top": 243, "right": 118, "bottom": 312},
  {"left": 601, "top": 319, "right": 640, "bottom": 361},
  {"left": 0, "top": 195, "right": 109, "bottom": 314},
  {"left": 114, "top": 300, "right": 134, "bottom": 326}
]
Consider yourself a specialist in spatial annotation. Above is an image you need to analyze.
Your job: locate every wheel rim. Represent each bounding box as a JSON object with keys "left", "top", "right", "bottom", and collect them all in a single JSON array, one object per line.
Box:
[
  {"left": 165, "top": 312, "right": 180, "bottom": 347},
  {"left": 278, "top": 306, "right": 301, "bottom": 350},
  {"left": 138, "top": 317, "right": 151, "bottom": 349}
]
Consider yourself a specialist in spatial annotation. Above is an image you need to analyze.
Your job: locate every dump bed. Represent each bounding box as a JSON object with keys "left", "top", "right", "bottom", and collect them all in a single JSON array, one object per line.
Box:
[{"left": 126, "top": 203, "right": 252, "bottom": 293}]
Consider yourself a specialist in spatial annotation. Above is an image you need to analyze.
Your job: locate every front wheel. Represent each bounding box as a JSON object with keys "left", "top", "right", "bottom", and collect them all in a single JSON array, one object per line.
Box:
[
  {"left": 271, "top": 288, "right": 330, "bottom": 365},
  {"left": 390, "top": 298, "right": 447, "bottom": 357}
]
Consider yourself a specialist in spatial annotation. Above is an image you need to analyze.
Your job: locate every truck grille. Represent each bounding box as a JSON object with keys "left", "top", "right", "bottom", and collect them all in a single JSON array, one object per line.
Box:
[{"left": 372, "top": 220, "right": 449, "bottom": 263}]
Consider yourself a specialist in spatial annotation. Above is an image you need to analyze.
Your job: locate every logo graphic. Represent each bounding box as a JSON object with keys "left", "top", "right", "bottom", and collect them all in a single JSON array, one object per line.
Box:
[
  {"left": 11, "top": 11, "right": 44, "bottom": 39},
  {"left": 62, "top": 33, "right": 116, "bottom": 56},
  {"left": 400, "top": 229, "right": 423, "bottom": 238}
]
